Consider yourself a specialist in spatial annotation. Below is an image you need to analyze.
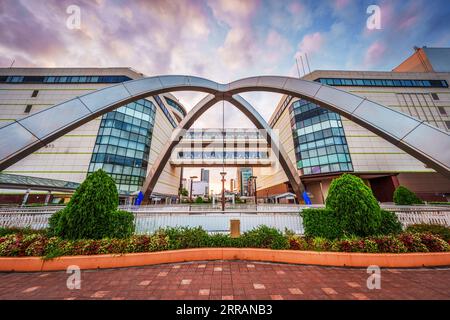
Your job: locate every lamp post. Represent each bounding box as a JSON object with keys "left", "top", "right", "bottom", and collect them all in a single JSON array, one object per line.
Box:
[
  {"left": 250, "top": 175, "right": 257, "bottom": 207},
  {"left": 220, "top": 171, "right": 227, "bottom": 211},
  {"left": 189, "top": 175, "right": 198, "bottom": 202}
]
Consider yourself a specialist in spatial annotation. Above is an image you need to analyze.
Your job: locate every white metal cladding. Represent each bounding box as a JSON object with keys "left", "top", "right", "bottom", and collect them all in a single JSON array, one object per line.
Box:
[{"left": 0, "top": 75, "right": 448, "bottom": 178}]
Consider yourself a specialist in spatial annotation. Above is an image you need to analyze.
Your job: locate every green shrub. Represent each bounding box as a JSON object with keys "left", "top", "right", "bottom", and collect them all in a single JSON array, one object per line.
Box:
[
  {"left": 161, "top": 226, "right": 210, "bottom": 250},
  {"left": 301, "top": 208, "right": 343, "bottom": 239},
  {"left": 405, "top": 224, "right": 450, "bottom": 242},
  {"left": 393, "top": 186, "right": 423, "bottom": 205},
  {"left": 378, "top": 210, "right": 403, "bottom": 235},
  {"left": 417, "top": 233, "right": 450, "bottom": 252},
  {"left": 398, "top": 233, "right": 429, "bottom": 252},
  {"left": 195, "top": 196, "right": 204, "bottom": 204},
  {"left": 326, "top": 173, "right": 382, "bottom": 237},
  {"left": 288, "top": 235, "right": 309, "bottom": 250},
  {"left": 240, "top": 225, "right": 289, "bottom": 250},
  {"left": 48, "top": 169, "right": 134, "bottom": 240},
  {"left": 371, "top": 235, "right": 408, "bottom": 253},
  {"left": 0, "top": 227, "right": 46, "bottom": 237}
]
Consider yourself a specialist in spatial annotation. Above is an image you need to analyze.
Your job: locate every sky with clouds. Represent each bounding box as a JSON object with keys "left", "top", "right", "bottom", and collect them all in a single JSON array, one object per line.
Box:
[{"left": 1, "top": 0, "right": 450, "bottom": 191}]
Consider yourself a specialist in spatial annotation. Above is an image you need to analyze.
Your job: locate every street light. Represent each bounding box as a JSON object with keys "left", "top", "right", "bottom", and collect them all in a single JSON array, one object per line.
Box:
[
  {"left": 189, "top": 176, "right": 198, "bottom": 202},
  {"left": 249, "top": 175, "right": 257, "bottom": 206},
  {"left": 220, "top": 172, "right": 227, "bottom": 211}
]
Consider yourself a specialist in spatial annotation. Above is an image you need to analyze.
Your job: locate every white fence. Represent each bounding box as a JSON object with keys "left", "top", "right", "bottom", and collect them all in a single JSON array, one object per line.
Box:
[{"left": 0, "top": 205, "right": 449, "bottom": 235}]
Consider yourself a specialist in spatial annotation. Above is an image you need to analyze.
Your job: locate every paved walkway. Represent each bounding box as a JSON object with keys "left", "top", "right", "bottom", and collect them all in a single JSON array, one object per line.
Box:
[{"left": 0, "top": 261, "right": 449, "bottom": 300}]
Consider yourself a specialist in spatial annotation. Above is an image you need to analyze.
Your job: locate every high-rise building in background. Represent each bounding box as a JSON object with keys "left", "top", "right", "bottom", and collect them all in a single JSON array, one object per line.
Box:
[
  {"left": 230, "top": 178, "right": 235, "bottom": 192},
  {"left": 237, "top": 168, "right": 253, "bottom": 196},
  {"left": 254, "top": 47, "right": 450, "bottom": 204},
  {"left": 200, "top": 169, "right": 209, "bottom": 182}
]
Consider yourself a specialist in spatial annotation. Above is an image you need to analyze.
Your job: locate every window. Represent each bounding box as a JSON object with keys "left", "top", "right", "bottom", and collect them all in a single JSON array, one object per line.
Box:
[
  {"left": 431, "top": 93, "right": 440, "bottom": 100},
  {"left": 24, "top": 105, "right": 32, "bottom": 113},
  {"left": 316, "top": 78, "right": 448, "bottom": 88},
  {"left": 446, "top": 121, "right": 450, "bottom": 130},
  {"left": 31, "top": 90, "right": 39, "bottom": 98},
  {"left": 438, "top": 107, "right": 447, "bottom": 115}
]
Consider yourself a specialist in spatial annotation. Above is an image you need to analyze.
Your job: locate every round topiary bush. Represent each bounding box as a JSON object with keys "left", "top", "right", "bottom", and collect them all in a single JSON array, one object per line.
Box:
[
  {"left": 393, "top": 186, "right": 423, "bottom": 205},
  {"left": 326, "top": 173, "right": 382, "bottom": 237},
  {"left": 48, "top": 169, "right": 134, "bottom": 240}
]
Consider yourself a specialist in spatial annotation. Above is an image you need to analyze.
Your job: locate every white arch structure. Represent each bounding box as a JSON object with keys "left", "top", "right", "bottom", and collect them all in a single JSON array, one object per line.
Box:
[{"left": 0, "top": 75, "right": 449, "bottom": 202}]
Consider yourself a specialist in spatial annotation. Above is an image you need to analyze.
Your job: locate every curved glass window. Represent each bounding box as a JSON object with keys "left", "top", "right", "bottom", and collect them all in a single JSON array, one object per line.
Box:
[
  {"left": 290, "top": 99, "right": 353, "bottom": 176},
  {"left": 88, "top": 99, "right": 156, "bottom": 193}
]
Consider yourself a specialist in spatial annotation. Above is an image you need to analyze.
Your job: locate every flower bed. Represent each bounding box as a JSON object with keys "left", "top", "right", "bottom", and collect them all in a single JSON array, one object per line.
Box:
[{"left": 0, "top": 226, "right": 449, "bottom": 258}]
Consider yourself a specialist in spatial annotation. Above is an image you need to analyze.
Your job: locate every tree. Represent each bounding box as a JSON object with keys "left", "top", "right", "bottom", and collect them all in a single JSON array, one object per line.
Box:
[
  {"left": 326, "top": 173, "right": 382, "bottom": 237},
  {"left": 393, "top": 186, "right": 424, "bottom": 205},
  {"left": 179, "top": 187, "right": 189, "bottom": 197},
  {"left": 48, "top": 169, "right": 134, "bottom": 239}
]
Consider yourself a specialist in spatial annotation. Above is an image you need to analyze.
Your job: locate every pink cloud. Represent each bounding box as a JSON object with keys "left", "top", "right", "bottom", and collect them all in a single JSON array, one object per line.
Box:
[
  {"left": 334, "top": 0, "right": 351, "bottom": 10},
  {"left": 364, "top": 41, "right": 387, "bottom": 67},
  {"left": 298, "top": 32, "right": 324, "bottom": 54}
]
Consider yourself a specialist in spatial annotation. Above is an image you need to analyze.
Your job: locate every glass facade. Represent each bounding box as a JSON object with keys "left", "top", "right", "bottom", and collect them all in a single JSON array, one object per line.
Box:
[
  {"left": 0, "top": 75, "right": 132, "bottom": 84},
  {"left": 316, "top": 78, "right": 448, "bottom": 88},
  {"left": 290, "top": 99, "right": 353, "bottom": 176},
  {"left": 164, "top": 97, "right": 186, "bottom": 117},
  {"left": 88, "top": 99, "right": 156, "bottom": 193},
  {"left": 154, "top": 95, "right": 177, "bottom": 128}
]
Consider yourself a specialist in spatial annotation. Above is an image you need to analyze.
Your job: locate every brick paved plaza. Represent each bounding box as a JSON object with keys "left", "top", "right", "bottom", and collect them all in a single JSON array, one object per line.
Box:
[{"left": 0, "top": 261, "right": 449, "bottom": 300}]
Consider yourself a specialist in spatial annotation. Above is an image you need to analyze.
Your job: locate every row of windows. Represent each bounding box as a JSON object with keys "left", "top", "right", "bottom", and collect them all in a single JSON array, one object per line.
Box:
[
  {"left": 104, "top": 109, "right": 155, "bottom": 129},
  {"left": 178, "top": 151, "right": 269, "bottom": 159},
  {"left": 297, "top": 136, "right": 348, "bottom": 152},
  {"left": 89, "top": 162, "right": 147, "bottom": 178},
  {"left": 93, "top": 144, "right": 147, "bottom": 161},
  {"left": 96, "top": 135, "right": 149, "bottom": 152},
  {"left": 101, "top": 119, "right": 152, "bottom": 137},
  {"left": 97, "top": 127, "right": 151, "bottom": 145},
  {"left": 295, "top": 128, "right": 347, "bottom": 145},
  {"left": 296, "top": 120, "right": 343, "bottom": 136},
  {"left": 0, "top": 75, "right": 132, "bottom": 84},
  {"left": 291, "top": 112, "right": 341, "bottom": 128},
  {"left": 298, "top": 153, "right": 351, "bottom": 168},
  {"left": 164, "top": 97, "right": 186, "bottom": 117},
  {"left": 298, "top": 144, "right": 350, "bottom": 159},
  {"left": 316, "top": 78, "right": 448, "bottom": 88},
  {"left": 184, "top": 131, "right": 262, "bottom": 139},
  {"left": 302, "top": 163, "right": 353, "bottom": 175},
  {"left": 91, "top": 153, "right": 147, "bottom": 168},
  {"left": 154, "top": 95, "right": 177, "bottom": 127}
]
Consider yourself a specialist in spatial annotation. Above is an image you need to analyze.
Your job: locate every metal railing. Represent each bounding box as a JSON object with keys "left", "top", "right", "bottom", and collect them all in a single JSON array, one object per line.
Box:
[{"left": 0, "top": 204, "right": 449, "bottom": 235}]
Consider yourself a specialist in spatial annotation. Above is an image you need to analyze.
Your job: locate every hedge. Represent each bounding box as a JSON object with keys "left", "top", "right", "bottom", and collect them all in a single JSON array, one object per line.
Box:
[
  {"left": 406, "top": 224, "right": 450, "bottom": 242},
  {"left": 301, "top": 208, "right": 343, "bottom": 239},
  {"left": 1, "top": 226, "right": 449, "bottom": 258}
]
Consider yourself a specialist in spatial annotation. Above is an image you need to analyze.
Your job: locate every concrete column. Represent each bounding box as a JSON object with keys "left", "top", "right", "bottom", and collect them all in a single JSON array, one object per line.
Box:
[
  {"left": 232, "top": 194, "right": 235, "bottom": 205},
  {"left": 21, "top": 188, "right": 31, "bottom": 207}
]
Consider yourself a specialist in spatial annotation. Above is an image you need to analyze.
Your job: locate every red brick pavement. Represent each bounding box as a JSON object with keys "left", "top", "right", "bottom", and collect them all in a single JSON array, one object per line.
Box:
[{"left": 0, "top": 261, "right": 449, "bottom": 300}]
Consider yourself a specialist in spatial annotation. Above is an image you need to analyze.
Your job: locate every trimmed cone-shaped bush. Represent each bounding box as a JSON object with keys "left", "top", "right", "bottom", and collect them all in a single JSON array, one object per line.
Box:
[
  {"left": 326, "top": 173, "right": 382, "bottom": 237},
  {"left": 393, "top": 186, "right": 423, "bottom": 205},
  {"left": 378, "top": 210, "right": 403, "bottom": 235},
  {"left": 48, "top": 169, "right": 134, "bottom": 240}
]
